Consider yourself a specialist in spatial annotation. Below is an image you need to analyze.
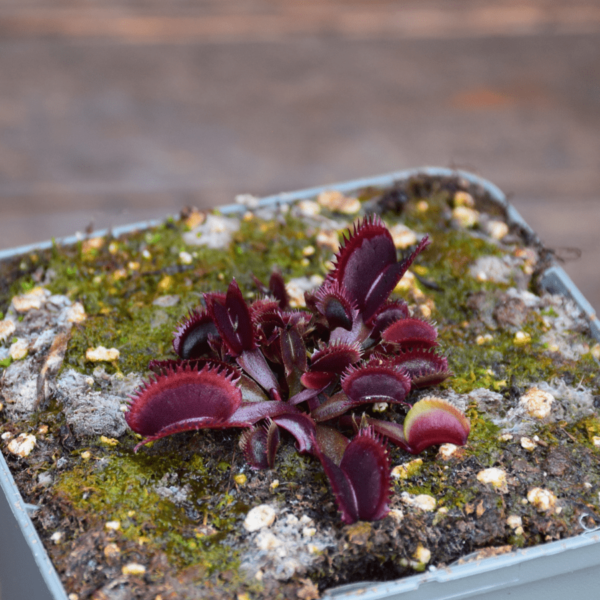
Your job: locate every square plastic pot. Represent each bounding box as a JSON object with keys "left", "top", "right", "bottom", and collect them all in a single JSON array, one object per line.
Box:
[{"left": 1, "top": 168, "right": 599, "bottom": 600}]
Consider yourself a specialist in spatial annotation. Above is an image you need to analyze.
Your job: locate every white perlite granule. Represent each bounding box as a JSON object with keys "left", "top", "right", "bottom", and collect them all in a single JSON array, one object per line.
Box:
[
  {"left": 183, "top": 214, "right": 240, "bottom": 249},
  {"left": 240, "top": 509, "right": 334, "bottom": 581}
]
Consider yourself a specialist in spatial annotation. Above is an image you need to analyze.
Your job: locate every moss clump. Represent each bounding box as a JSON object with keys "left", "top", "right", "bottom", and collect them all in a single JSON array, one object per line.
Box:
[{"left": 55, "top": 434, "right": 253, "bottom": 581}]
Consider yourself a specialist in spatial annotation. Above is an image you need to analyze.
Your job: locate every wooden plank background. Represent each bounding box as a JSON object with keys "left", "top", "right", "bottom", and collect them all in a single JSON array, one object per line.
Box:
[{"left": 0, "top": 0, "right": 599, "bottom": 311}]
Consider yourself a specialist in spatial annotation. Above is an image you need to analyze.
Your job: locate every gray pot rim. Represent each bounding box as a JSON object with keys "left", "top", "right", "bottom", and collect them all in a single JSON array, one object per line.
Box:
[{"left": 1, "top": 167, "right": 599, "bottom": 600}]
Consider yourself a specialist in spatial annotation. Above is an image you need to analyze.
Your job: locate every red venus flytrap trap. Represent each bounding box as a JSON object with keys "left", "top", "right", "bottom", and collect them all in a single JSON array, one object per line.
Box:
[{"left": 125, "top": 216, "right": 470, "bottom": 524}]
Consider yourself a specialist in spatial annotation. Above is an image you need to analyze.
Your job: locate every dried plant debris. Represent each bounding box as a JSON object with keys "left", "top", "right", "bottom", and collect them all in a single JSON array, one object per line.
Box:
[{"left": 1, "top": 173, "right": 599, "bottom": 600}]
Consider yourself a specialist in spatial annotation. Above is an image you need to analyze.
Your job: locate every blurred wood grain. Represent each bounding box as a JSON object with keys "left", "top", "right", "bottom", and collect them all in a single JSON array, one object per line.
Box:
[{"left": 0, "top": 0, "right": 599, "bottom": 311}]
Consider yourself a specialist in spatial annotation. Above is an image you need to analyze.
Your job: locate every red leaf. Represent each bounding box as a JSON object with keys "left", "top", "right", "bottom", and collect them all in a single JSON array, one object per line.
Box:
[
  {"left": 126, "top": 364, "right": 242, "bottom": 448},
  {"left": 269, "top": 270, "right": 290, "bottom": 309},
  {"left": 314, "top": 427, "right": 390, "bottom": 524},
  {"left": 173, "top": 309, "right": 220, "bottom": 359},
  {"left": 229, "top": 400, "right": 299, "bottom": 425},
  {"left": 329, "top": 216, "right": 430, "bottom": 322},
  {"left": 311, "top": 392, "right": 356, "bottom": 423},
  {"left": 272, "top": 413, "right": 316, "bottom": 454},
  {"left": 279, "top": 326, "right": 307, "bottom": 377},
  {"left": 301, "top": 342, "right": 362, "bottom": 389},
  {"left": 341, "top": 360, "right": 411, "bottom": 405},
  {"left": 356, "top": 417, "right": 409, "bottom": 451},
  {"left": 366, "top": 299, "right": 410, "bottom": 341},
  {"left": 236, "top": 347, "right": 281, "bottom": 400},
  {"left": 381, "top": 317, "right": 438, "bottom": 349},
  {"left": 403, "top": 398, "right": 470, "bottom": 454},
  {"left": 390, "top": 349, "right": 450, "bottom": 387},
  {"left": 315, "top": 425, "right": 349, "bottom": 465},
  {"left": 308, "top": 342, "right": 363, "bottom": 372},
  {"left": 240, "top": 420, "right": 280, "bottom": 469},
  {"left": 314, "top": 280, "right": 357, "bottom": 331},
  {"left": 314, "top": 449, "right": 359, "bottom": 524},
  {"left": 300, "top": 371, "right": 337, "bottom": 390},
  {"left": 340, "top": 428, "right": 390, "bottom": 522},
  {"left": 206, "top": 279, "right": 255, "bottom": 356}
]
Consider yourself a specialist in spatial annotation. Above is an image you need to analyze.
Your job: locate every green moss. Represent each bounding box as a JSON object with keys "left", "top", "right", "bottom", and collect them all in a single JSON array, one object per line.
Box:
[
  {"left": 55, "top": 441, "right": 249, "bottom": 575},
  {"left": 36, "top": 213, "right": 330, "bottom": 377},
  {"left": 464, "top": 407, "right": 502, "bottom": 461}
]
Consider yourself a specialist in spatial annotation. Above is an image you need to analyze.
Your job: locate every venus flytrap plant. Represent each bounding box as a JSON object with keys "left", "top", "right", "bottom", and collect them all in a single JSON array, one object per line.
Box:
[{"left": 125, "top": 216, "right": 470, "bottom": 524}]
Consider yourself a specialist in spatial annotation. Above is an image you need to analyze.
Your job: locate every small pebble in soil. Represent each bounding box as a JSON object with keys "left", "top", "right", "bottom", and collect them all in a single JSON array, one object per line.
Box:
[
  {"left": 527, "top": 488, "right": 557, "bottom": 513},
  {"left": 12, "top": 287, "right": 48, "bottom": 312},
  {"left": 519, "top": 387, "right": 554, "bottom": 419},
  {"left": 86, "top": 346, "right": 120, "bottom": 362},
  {"left": 38, "top": 472, "right": 53, "bottom": 487},
  {"left": 104, "top": 543, "right": 121, "bottom": 558},
  {"left": 453, "top": 191, "right": 475, "bottom": 207},
  {"left": 520, "top": 437, "right": 537, "bottom": 451},
  {"left": 413, "top": 545, "right": 431, "bottom": 565},
  {"left": 122, "top": 563, "right": 146, "bottom": 576},
  {"left": 317, "top": 190, "right": 361, "bottom": 214},
  {"left": 506, "top": 515, "right": 523, "bottom": 535},
  {"left": 66, "top": 302, "right": 86, "bottom": 323},
  {"left": 514, "top": 331, "right": 531, "bottom": 345},
  {"left": 296, "top": 200, "right": 321, "bottom": 217},
  {"left": 9, "top": 339, "right": 29, "bottom": 360},
  {"left": 50, "top": 531, "right": 64, "bottom": 544},
  {"left": 419, "top": 304, "right": 432, "bottom": 318},
  {"left": 389, "top": 223, "right": 418, "bottom": 249},
  {"left": 315, "top": 230, "right": 339, "bottom": 253},
  {"left": 476, "top": 334, "right": 494, "bottom": 345},
  {"left": 183, "top": 214, "right": 241, "bottom": 249},
  {"left": 179, "top": 251, "right": 193, "bottom": 265},
  {"left": 477, "top": 468, "right": 508, "bottom": 493},
  {"left": 244, "top": 505, "right": 276, "bottom": 532},
  {"left": 0, "top": 319, "right": 16, "bottom": 342},
  {"left": 152, "top": 295, "right": 180, "bottom": 308},
  {"left": 372, "top": 402, "right": 388, "bottom": 412},
  {"left": 391, "top": 459, "right": 423, "bottom": 479},
  {"left": 401, "top": 492, "right": 437, "bottom": 511},
  {"left": 452, "top": 206, "right": 479, "bottom": 228},
  {"left": 285, "top": 276, "right": 323, "bottom": 308},
  {"left": 82, "top": 237, "right": 104, "bottom": 253},
  {"left": 437, "top": 444, "right": 459, "bottom": 460},
  {"left": 388, "top": 509, "right": 404, "bottom": 524},
  {"left": 7, "top": 433, "right": 36, "bottom": 457},
  {"left": 486, "top": 220, "right": 509, "bottom": 240},
  {"left": 255, "top": 531, "right": 282, "bottom": 551},
  {"left": 99, "top": 436, "right": 119, "bottom": 446}
]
